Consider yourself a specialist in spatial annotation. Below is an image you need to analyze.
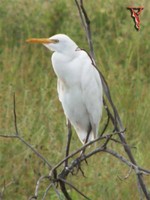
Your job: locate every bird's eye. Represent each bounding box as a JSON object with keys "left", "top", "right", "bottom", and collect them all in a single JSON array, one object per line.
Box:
[{"left": 52, "top": 39, "right": 59, "bottom": 43}]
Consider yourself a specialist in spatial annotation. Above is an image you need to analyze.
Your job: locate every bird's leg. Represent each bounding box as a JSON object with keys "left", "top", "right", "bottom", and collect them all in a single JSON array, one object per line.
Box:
[
  {"left": 73, "top": 126, "right": 92, "bottom": 176},
  {"left": 65, "top": 120, "right": 72, "bottom": 168},
  {"left": 70, "top": 124, "right": 91, "bottom": 177},
  {"left": 85, "top": 125, "right": 92, "bottom": 143},
  {"left": 81, "top": 124, "right": 92, "bottom": 156}
]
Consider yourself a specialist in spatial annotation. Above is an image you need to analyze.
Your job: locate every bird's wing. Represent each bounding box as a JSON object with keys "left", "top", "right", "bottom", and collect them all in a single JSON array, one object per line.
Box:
[{"left": 80, "top": 51, "right": 103, "bottom": 136}]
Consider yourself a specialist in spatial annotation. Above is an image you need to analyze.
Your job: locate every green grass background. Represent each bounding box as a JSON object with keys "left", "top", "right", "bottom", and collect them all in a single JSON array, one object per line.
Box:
[{"left": 0, "top": 0, "right": 150, "bottom": 199}]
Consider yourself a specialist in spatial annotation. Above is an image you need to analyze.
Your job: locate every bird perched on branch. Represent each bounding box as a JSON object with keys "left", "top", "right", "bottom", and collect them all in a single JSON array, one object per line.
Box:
[{"left": 26, "top": 34, "right": 103, "bottom": 144}]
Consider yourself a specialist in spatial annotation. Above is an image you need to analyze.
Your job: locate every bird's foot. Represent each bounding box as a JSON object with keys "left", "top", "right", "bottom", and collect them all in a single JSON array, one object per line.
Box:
[
  {"left": 74, "top": 157, "right": 86, "bottom": 177},
  {"left": 71, "top": 153, "right": 87, "bottom": 177},
  {"left": 64, "top": 166, "right": 74, "bottom": 175},
  {"left": 80, "top": 151, "right": 88, "bottom": 165}
]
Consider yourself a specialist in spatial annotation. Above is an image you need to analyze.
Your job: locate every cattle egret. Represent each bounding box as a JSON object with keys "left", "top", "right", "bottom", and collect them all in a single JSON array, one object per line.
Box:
[{"left": 26, "top": 34, "right": 103, "bottom": 144}]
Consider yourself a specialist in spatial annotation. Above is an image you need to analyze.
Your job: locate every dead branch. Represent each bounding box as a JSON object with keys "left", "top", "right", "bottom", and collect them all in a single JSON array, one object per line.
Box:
[
  {"left": 0, "top": 94, "right": 52, "bottom": 170},
  {"left": 75, "top": 0, "right": 150, "bottom": 199},
  {"left": 74, "top": 0, "right": 95, "bottom": 60},
  {"left": 0, "top": 134, "right": 52, "bottom": 170},
  {"left": 0, "top": 180, "right": 15, "bottom": 200},
  {"left": 42, "top": 183, "right": 53, "bottom": 200},
  {"left": 118, "top": 166, "right": 132, "bottom": 181},
  {"left": 50, "top": 130, "right": 124, "bottom": 173},
  {"left": 51, "top": 183, "right": 62, "bottom": 200},
  {"left": 59, "top": 178, "right": 91, "bottom": 200}
]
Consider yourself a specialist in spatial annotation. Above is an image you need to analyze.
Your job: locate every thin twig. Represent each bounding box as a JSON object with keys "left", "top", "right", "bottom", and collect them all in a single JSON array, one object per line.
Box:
[
  {"left": 80, "top": 0, "right": 95, "bottom": 60},
  {"left": 18, "top": 136, "right": 52, "bottom": 169},
  {"left": 59, "top": 178, "right": 91, "bottom": 200},
  {"left": 50, "top": 131, "right": 124, "bottom": 173},
  {"left": 109, "top": 138, "right": 135, "bottom": 149},
  {"left": 74, "top": 0, "right": 86, "bottom": 32},
  {"left": 75, "top": 0, "right": 95, "bottom": 59},
  {"left": 59, "top": 178, "right": 72, "bottom": 200},
  {"left": 100, "top": 101, "right": 110, "bottom": 136},
  {"left": 103, "top": 149, "right": 150, "bottom": 175},
  {"left": 54, "top": 146, "right": 150, "bottom": 192},
  {"left": 0, "top": 134, "right": 18, "bottom": 138},
  {"left": 0, "top": 133, "right": 52, "bottom": 169},
  {"left": 13, "top": 94, "right": 53, "bottom": 169},
  {"left": 118, "top": 166, "right": 132, "bottom": 180},
  {"left": 42, "top": 183, "right": 53, "bottom": 200},
  {"left": 52, "top": 183, "right": 63, "bottom": 200},
  {"left": 29, "top": 175, "right": 50, "bottom": 200},
  {"left": 137, "top": 176, "right": 144, "bottom": 200},
  {"left": 75, "top": 147, "right": 150, "bottom": 176},
  {"left": 0, "top": 180, "right": 15, "bottom": 199},
  {"left": 13, "top": 93, "right": 19, "bottom": 135},
  {"left": 138, "top": 167, "right": 150, "bottom": 174}
]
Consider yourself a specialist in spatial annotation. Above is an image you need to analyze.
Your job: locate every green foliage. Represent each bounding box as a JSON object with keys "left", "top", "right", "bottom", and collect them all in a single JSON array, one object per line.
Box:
[{"left": 0, "top": 0, "right": 150, "bottom": 199}]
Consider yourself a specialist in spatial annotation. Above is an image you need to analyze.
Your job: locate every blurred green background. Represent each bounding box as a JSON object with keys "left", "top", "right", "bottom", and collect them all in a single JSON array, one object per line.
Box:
[{"left": 0, "top": 0, "right": 150, "bottom": 199}]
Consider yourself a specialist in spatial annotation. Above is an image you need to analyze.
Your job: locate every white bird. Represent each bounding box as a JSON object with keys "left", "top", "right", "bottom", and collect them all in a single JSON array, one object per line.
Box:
[{"left": 26, "top": 34, "right": 103, "bottom": 144}]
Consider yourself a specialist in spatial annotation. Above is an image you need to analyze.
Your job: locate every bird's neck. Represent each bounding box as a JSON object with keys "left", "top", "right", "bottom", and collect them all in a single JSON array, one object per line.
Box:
[
  {"left": 53, "top": 48, "right": 79, "bottom": 62},
  {"left": 51, "top": 50, "right": 81, "bottom": 87}
]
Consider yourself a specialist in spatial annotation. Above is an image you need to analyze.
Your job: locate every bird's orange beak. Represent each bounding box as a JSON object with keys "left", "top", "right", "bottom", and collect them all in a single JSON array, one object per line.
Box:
[{"left": 26, "top": 38, "right": 59, "bottom": 44}]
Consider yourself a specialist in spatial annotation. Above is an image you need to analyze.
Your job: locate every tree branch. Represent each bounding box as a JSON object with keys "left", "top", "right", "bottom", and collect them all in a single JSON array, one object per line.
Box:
[
  {"left": 50, "top": 131, "right": 123, "bottom": 173},
  {"left": 59, "top": 178, "right": 91, "bottom": 200},
  {"left": 74, "top": 0, "right": 95, "bottom": 60},
  {"left": 75, "top": 1, "right": 150, "bottom": 199},
  {"left": 0, "top": 94, "right": 53, "bottom": 170},
  {"left": 42, "top": 183, "right": 53, "bottom": 200},
  {"left": 13, "top": 93, "right": 19, "bottom": 135}
]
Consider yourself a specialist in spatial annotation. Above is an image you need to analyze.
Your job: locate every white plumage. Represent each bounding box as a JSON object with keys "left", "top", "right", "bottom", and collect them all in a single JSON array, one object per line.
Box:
[{"left": 26, "top": 34, "right": 103, "bottom": 144}]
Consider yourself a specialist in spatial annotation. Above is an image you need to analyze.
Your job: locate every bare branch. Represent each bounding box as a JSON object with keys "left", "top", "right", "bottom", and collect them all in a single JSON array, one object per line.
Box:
[
  {"left": 99, "top": 100, "right": 110, "bottom": 136},
  {"left": 42, "top": 183, "right": 53, "bottom": 200},
  {"left": 13, "top": 93, "right": 19, "bottom": 135},
  {"left": 0, "top": 133, "right": 52, "bottom": 169},
  {"left": 103, "top": 149, "right": 150, "bottom": 176},
  {"left": 51, "top": 131, "right": 123, "bottom": 173},
  {"left": 0, "top": 180, "right": 15, "bottom": 200},
  {"left": 51, "top": 183, "right": 63, "bottom": 200},
  {"left": 75, "top": 1, "right": 150, "bottom": 199},
  {"left": 29, "top": 176, "right": 50, "bottom": 200},
  {"left": 118, "top": 167, "right": 132, "bottom": 180},
  {"left": 13, "top": 95, "right": 52, "bottom": 169},
  {"left": 0, "top": 95, "right": 53, "bottom": 170},
  {"left": 75, "top": 0, "right": 95, "bottom": 59},
  {"left": 0, "top": 134, "right": 17, "bottom": 138},
  {"left": 35, "top": 176, "right": 50, "bottom": 198},
  {"left": 17, "top": 136, "right": 52, "bottom": 169},
  {"left": 59, "top": 178, "right": 72, "bottom": 200},
  {"left": 109, "top": 138, "right": 135, "bottom": 149},
  {"left": 59, "top": 178, "right": 91, "bottom": 200}
]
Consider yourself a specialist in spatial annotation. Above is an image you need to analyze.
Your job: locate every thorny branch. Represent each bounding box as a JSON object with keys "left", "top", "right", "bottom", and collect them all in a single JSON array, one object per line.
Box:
[{"left": 0, "top": 1, "right": 150, "bottom": 200}]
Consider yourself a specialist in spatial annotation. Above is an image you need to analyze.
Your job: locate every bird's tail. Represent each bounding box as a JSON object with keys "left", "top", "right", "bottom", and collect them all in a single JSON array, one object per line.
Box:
[{"left": 77, "top": 130, "right": 95, "bottom": 144}]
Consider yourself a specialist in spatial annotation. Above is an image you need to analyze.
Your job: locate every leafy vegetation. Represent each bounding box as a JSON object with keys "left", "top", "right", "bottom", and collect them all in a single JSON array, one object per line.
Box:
[{"left": 0, "top": 0, "right": 150, "bottom": 199}]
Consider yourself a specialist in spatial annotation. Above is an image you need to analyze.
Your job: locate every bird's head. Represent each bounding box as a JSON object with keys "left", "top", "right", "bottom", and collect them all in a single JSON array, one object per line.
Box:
[{"left": 26, "top": 34, "right": 78, "bottom": 54}]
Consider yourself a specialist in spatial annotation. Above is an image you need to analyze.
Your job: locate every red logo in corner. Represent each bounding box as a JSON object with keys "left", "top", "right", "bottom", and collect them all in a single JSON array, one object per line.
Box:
[{"left": 127, "top": 7, "right": 144, "bottom": 31}]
